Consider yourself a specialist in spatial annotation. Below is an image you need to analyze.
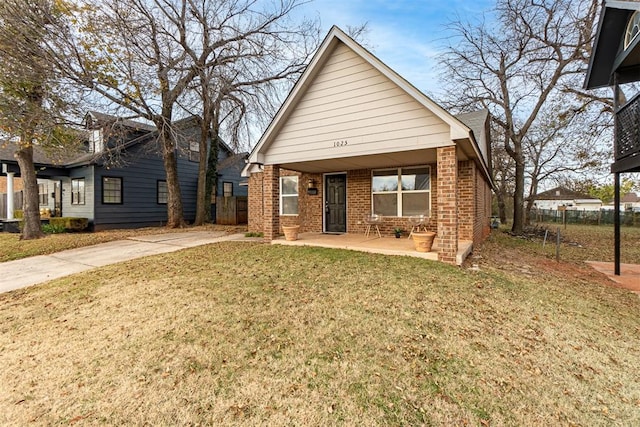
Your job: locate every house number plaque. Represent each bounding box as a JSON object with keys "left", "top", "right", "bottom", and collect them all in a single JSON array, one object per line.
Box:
[{"left": 333, "top": 140, "right": 348, "bottom": 147}]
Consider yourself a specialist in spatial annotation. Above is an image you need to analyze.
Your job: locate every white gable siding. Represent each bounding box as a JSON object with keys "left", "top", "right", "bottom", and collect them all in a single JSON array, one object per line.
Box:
[{"left": 264, "top": 43, "right": 451, "bottom": 165}]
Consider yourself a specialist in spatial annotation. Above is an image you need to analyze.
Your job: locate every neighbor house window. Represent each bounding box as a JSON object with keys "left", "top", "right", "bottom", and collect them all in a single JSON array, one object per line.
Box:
[
  {"left": 279, "top": 176, "right": 298, "bottom": 215},
  {"left": 102, "top": 176, "right": 122, "bottom": 204},
  {"left": 625, "top": 11, "right": 640, "bottom": 49},
  {"left": 71, "top": 178, "right": 85, "bottom": 205},
  {"left": 38, "top": 183, "right": 48, "bottom": 205},
  {"left": 372, "top": 167, "right": 430, "bottom": 217},
  {"left": 223, "top": 182, "right": 233, "bottom": 197},
  {"left": 157, "top": 180, "right": 168, "bottom": 204},
  {"left": 189, "top": 139, "right": 200, "bottom": 162}
]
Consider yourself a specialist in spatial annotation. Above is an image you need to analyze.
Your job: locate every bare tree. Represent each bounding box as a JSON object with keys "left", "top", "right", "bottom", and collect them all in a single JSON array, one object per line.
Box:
[
  {"left": 0, "top": 0, "right": 80, "bottom": 239},
  {"left": 439, "top": 0, "right": 608, "bottom": 233},
  {"left": 48, "top": 0, "right": 318, "bottom": 227},
  {"left": 178, "top": 2, "right": 319, "bottom": 224}
]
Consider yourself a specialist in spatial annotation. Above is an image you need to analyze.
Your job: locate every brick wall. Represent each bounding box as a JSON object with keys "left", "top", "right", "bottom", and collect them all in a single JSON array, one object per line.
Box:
[
  {"left": 457, "top": 161, "right": 475, "bottom": 241},
  {"left": 473, "top": 168, "right": 492, "bottom": 245},
  {"left": 437, "top": 146, "right": 458, "bottom": 264},
  {"left": 247, "top": 172, "right": 263, "bottom": 233},
  {"left": 0, "top": 177, "right": 25, "bottom": 193},
  {"left": 262, "top": 165, "right": 280, "bottom": 240}
]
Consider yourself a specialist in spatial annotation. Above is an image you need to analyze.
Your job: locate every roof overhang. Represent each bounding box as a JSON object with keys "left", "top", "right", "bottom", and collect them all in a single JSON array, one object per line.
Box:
[{"left": 585, "top": 0, "right": 640, "bottom": 89}]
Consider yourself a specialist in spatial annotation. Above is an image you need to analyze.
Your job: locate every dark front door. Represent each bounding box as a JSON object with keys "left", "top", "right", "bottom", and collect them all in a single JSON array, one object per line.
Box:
[{"left": 325, "top": 174, "right": 347, "bottom": 233}]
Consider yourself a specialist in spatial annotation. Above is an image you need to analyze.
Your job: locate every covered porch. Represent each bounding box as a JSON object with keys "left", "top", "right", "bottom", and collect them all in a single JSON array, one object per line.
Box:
[{"left": 272, "top": 232, "right": 473, "bottom": 266}]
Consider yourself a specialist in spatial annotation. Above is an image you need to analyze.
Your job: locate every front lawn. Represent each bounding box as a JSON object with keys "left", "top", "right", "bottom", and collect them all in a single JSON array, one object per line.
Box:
[{"left": 1, "top": 240, "right": 638, "bottom": 425}]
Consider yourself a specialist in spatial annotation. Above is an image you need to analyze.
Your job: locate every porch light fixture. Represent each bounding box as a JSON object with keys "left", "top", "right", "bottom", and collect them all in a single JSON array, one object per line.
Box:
[{"left": 307, "top": 178, "right": 318, "bottom": 195}]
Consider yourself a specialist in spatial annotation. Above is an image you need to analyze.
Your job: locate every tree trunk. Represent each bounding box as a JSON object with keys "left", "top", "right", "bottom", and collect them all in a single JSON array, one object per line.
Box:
[
  {"left": 512, "top": 157, "right": 526, "bottom": 234},
  {"left": 157, "top": 120, "right": 185, "bottom": 228},
  {"left": 496, "top": 190, "right": 507, "bottom": 224},
  {"left": 193, "top": 122, "right": 209, "bottom": 226},
  {"left": 15, "top": 144, "right": 44, "bottom": 240},
  {"left": 205, "top": 132, "right": 220, "bottom": 224}
]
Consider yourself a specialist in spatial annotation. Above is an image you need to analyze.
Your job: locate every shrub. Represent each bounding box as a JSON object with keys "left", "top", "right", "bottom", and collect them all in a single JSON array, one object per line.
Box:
[
  {"left": 13, "top": 210, "right": 23, "bottom": 219},
  {"left": 42, "top": 223, "right": 67, "bottom": 234},
  {"left": 49, "top": 217, "right": 88, "bottom": 231},
  {"left": 245, "top": 231, "right": 264, "bottom": 238}
]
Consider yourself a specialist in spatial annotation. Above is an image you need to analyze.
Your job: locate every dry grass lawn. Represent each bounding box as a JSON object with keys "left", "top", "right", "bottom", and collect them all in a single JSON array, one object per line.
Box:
[{"left": 1, "top": 235, "right": 639, "bottom": 425}]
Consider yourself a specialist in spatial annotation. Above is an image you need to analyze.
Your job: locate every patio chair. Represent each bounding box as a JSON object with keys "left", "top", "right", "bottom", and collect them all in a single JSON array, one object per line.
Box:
[
  {"left": 407, "top": 214, "right": 429, "bottom": 239},
  {"left": 364, "top": 213, "right": 383, "bottom": 238}
]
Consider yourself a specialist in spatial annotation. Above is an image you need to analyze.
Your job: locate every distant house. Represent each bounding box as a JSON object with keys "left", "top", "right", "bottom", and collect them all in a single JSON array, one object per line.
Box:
[
  {"left": 242, "top": 26, "right": 494, "bottom": 265},
  {"left": 0, "top": 112, "right": 247, "bottom": 229},
  {"left": 621, "top": 192, "right": 640, "bottom": 211},
  {"left": 533, "top": 187, "right": 602, "bottom": 211}
]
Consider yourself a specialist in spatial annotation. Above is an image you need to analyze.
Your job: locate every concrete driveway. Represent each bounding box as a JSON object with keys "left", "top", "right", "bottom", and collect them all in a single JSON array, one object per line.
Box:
[{"left": 0, "top": 231, "right": 248, "bottom": 294}]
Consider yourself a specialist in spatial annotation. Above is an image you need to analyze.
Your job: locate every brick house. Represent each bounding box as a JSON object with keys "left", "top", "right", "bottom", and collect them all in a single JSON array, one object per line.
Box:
[{"left": 242, "top": 26, "right": 493, "bottom": 264}]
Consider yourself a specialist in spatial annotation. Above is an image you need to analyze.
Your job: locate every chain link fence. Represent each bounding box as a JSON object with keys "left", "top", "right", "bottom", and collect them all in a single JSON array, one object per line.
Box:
[{"left": 530, "top": 208, "right": 640, "bottom": 227}]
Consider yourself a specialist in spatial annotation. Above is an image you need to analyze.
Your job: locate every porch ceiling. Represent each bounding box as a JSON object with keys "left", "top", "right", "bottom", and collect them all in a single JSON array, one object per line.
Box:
[{"left": 278, "top": 147, "right": 471, "bottom": 173}]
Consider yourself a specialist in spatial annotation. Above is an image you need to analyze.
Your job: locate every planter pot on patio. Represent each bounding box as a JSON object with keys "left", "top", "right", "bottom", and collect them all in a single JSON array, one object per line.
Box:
[
  {"left": 412, "top": 231, "right": 436, "bottom": 252},
  {"left": 282, "top": 225, "right": 300, "bottom": 241}
]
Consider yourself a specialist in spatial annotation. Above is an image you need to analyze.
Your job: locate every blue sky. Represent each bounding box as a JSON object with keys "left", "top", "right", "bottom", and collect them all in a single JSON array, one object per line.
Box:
[{"left": 298, "top": 0, "right": 495, "bottom": 97}]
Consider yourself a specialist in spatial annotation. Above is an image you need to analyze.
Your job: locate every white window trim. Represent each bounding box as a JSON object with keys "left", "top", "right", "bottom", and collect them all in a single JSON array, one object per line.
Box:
[
  {"left": 371, "top": 166, "right": 431, "bottom": 217},
  {"left": 279, "top": 176, "right": 299, "bottom": 216},
  {"left": 625, "top": 11, "right": 640, "bottom": 50}
]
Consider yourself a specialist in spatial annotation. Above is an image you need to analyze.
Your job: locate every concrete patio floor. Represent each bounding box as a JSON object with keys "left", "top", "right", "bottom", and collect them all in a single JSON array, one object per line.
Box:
[
  {"left": 585, "top": 261, "right": 640, "bottom": 294},
  {"left": 272, "top": 232, "right": 473, "bottom": 265}
]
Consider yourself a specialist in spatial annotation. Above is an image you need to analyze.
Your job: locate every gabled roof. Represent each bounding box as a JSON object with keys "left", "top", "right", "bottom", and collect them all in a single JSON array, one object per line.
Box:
[
  {"left": 85, "top": 111, "right": 156, "bottom": 132},
  {"left": 245, "top": 26, "right": 490, "bottom": 180},
  {"left": 622, "top": 191, "right": 640, "bottom": 202},
  {"left": 585, "top": 0, "right": 640, "bottom": 89},
  {"left": 534, "top": 186, "right": 600, "bottom": 201}
]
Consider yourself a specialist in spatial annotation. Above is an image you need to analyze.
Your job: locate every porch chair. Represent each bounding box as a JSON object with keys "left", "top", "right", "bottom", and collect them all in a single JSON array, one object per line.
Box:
[
  {"left": 407, "top": 214, "right": 429, "bottom": 239},
  {"left": 364, "top": 213, "right": 383, "bottom": 238}
]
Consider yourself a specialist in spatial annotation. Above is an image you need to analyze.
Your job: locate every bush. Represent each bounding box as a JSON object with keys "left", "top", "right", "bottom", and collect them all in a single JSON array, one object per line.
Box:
[
  {"left": 42, "top": 223, "right": 67, "bottom": 234},
  {"left": 49, "top": 217, "right": 88, "bottom": 231},
  {"left": 13, "top": 210, "right": 23, "bottom": 219},
  {"left": 244, "top": 231, "right": 264, "bottom": 238}
]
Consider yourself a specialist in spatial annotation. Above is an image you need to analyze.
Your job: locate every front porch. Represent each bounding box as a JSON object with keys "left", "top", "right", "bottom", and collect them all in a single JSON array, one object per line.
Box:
[{"left": 272, "top": 232, "right": 473, "bottom": 265}]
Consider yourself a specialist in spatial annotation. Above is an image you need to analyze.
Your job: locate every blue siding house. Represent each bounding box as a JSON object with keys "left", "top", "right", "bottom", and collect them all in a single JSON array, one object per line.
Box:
[{"left": 0, "top": 112, "right": 247, "bottom": 229}]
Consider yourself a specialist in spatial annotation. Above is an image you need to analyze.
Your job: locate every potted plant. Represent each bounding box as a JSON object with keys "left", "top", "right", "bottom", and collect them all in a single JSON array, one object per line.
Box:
[
  {"left": 412, "top": 231, "right": 436, "bottom": 252},
  {"left": 393, "top": 227, "right": 404, "bottom": 238},
  {"left": 281, "top": 224, "right": 301, "bottom": 241}
]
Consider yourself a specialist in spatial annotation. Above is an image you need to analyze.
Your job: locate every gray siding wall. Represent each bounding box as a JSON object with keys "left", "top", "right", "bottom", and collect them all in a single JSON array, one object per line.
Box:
[
  {"left": 217, "top": 156, "right": 248, "bottom": 198},
  {"left": 92, "top": 146, "right": 199, "bottom": 229},
  {"left": 61, "top": 167, "right": 95, "bottom": 220}
]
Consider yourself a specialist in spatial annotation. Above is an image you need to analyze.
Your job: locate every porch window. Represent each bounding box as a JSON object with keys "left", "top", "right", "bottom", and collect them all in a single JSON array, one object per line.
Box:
[
  {"left": 102, "top": 176, "right": 122, "bottom": 204},
  {"left": 372, "top": 167, "right": 430, "bottom": 217},
  {"left": 71, "top": 178, "right": 85, "bottom": 205},
  {"left": 38, "top": 183, "right": 48, "bottom": 205},
  {"left": 279, "top": 176, "right": 298, "bottom": 215}
]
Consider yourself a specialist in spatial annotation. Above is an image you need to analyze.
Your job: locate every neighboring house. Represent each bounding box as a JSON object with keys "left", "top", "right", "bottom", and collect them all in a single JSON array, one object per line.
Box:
[
  {"left": 532, "top": 187, "right": 603, "bottom": 211},
  {"left": 622, "top": 192, "right": 640, "bottom": 211},
  {"left": 242, "top": 26, "right": 493, "bottom": 265},
  {"left": 0, "top": 112, "right": 247, "bottom": 229}
]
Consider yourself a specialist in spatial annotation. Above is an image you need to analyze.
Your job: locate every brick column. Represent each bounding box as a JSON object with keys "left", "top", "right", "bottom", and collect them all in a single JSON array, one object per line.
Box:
[
  {"left": 263, "top": 165, "right": 280, "bottom": 240},
  {"left": 247, "top": 172, "right": 264, "bottom": 234},
  {"left": 457, "top": 161, "right": 475, "bottom": 241},
  {"left": 437, "top": 146, "right": 458, "bottom": 264}
]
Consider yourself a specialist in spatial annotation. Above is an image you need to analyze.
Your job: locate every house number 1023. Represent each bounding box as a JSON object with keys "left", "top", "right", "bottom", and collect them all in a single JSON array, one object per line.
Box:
[{"left": 333, "top": 140, "right": 348, "bottom": 147}]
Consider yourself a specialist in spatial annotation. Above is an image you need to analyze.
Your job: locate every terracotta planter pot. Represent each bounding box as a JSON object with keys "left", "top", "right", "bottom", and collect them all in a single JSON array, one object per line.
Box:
[
  {"left": 412, "top": 231, "right": 436, "bottom": 252},
  {"left": 282, "top": 225, "right": 300, "bottom": 241}
]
